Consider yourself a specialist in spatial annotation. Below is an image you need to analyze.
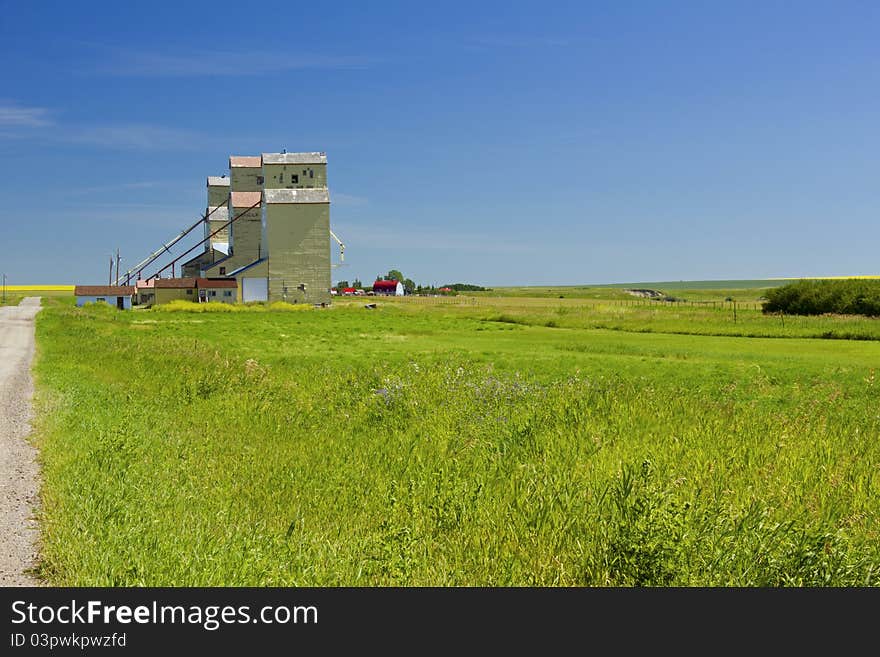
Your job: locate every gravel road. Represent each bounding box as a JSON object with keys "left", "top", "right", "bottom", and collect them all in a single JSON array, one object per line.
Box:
[{"left": 0, "top": 297, "right": 43, "bottom": 585}]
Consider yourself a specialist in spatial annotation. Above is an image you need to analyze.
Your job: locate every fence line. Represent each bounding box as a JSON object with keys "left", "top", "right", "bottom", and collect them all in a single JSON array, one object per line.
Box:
[{"left": 393, "top": 296, "right": 765, "bottom": 311}]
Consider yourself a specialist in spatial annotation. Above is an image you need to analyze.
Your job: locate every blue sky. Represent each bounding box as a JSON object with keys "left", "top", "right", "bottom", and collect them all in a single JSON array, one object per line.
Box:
[{"left": 1, "top": 0, "right": 878, "bottom": 287}]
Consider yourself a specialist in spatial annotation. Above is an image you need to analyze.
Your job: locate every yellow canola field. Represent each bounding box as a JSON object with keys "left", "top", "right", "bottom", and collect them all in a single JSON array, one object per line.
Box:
[{"left": 5, "top": 285, "right": 75, "bottom": 291}]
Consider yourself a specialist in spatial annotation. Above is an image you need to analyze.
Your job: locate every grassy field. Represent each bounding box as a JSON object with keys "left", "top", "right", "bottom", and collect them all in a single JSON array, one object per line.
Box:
[
  {"left": 473, "top": 284, "right": 776, "bottom": 302},
  {"left": 482, "top": 277, "right": 880, "bottom": 303},
  {"left": 30, "top": 290, "right": 880, "bottom": 586},
  {"left": 388, "top": 295, "right": 880, "bottom": 340}
]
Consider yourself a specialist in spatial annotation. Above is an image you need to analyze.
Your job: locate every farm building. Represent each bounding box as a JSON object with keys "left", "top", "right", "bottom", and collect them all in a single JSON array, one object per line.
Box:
[
  {"left": 205, "top": 175, "right": 231, "bottom": 250},
  {"left": 261, "top": 151, "right": 327, "bottom": 190},
  {"left": 106, "top": 149, "right": 338, "bottom": 306},
  {"left": 75, "top": 285, "right": 134, "bottom": 309},
  {"left": 197, "top": 278, "right": 238, "bottom": 303},
  {"left": 199, "top": 158, "right": 265, "bottom": 280},
  {"left": 136, "top": 278, "right": 240, "bottom": 306},
  {"left": 182, "top": 176, "right": 231, "bottom": 277},
  {"left": 229, "top": 257, "right": 268, "bottom": 303},
  {"left": 153, "top": 277, "right": 199, "bottom": 305},
  {"left": 229, "top": 155, "right": 263, "bottom": 192},
  {"left": 373, "top": 280, "right": 404, "bottom": 296},
  {"left": 202, "top": 190, "right": 263, "bottom": 278},
  {"left": 260, "top": 152, "right": 331, "bottom": 305},
  {"left": 135, "top": 278, "right": 155, "bottom": 306},
  {"left": 262, "top": 188, "right": 331, "bottom": 305}
]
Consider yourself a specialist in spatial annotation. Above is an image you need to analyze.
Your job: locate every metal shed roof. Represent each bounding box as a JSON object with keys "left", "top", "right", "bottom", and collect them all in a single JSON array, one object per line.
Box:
[
  {"left": 74, "top": 285, "right": 135, "bottom": 296},
  {"left": 154, "top": 278, "right": 198, "bottom": 289},
  {"left": 230, "top": 191, "right": 262, "bottom": 208},
  {"left": 262, "top": 152, "right": 327, "bottom": 165},
  {"left": 207, "top": 176, "right": 230, "bottom": 186},
  {"left": 264, "top": 189, "right": 330, "bottom": 204},
  {"left": 229, "top": 156, "right": 262, "bottom": 168}
]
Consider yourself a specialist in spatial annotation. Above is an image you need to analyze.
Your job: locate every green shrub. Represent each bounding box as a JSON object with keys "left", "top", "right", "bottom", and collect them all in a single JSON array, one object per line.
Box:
[{"left": 763, "top": 279, "right": 880, "bottom": 317}]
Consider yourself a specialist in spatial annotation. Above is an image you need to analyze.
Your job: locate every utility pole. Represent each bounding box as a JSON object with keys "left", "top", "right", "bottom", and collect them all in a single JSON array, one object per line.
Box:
[
  {"left": 109, "top": 256, "right": 114, "bottom": 285},
  {"left": 115, "top": 249, "right": 120, "bottom": 286}
]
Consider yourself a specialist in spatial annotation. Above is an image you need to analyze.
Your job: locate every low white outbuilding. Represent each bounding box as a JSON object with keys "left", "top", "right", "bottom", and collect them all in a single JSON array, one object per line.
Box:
[{"left": 74, "top": 285, "right": 135, "bottom": 309}]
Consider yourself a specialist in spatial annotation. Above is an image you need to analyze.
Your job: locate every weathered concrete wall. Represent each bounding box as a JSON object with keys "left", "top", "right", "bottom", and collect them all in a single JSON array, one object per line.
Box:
[
  {"left": 229, "top": 205, "right": 263, "bottom": 262},
  {"left": 264, "top": 199, "right": 331, "bottom": 304},
  {"left": 262, "top": 163, "right": 327, "bottom": 190},
  {"left": 206, "top": 206, "right": 230, "bottom": 246},
  {"left": 230, "top": 166, "right": 262, "bottom": 192},
  {"left": 207, "top": 184, "right": 229, "bottom": 208}
]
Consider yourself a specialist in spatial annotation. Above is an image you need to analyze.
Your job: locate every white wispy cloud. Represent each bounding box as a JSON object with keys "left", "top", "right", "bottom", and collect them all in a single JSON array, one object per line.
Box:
[
  {"left": 71, "top": 181, "right": 174, "bottom": 195},
  {"left": 0, "top": 101, "right": 205, "bottom": 151},
  {"left": 0, "top": 101, "right": 53, "bottom": 127},
  {"left": 61, "top": 123, "right": 207, "bottom": 151},
  {"left": 52, "top": 205, "right": 203, "bottom": 231},
  {"left": 85, "top": 45, "right": 376, "bottom": 77}
]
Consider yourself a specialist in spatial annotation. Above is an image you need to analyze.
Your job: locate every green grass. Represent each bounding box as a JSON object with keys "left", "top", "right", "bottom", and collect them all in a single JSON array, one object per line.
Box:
[
  {"left": 31, "top": 297, "right": 880, "bottom": 586},
  {"left": 483, "top": 278, "right": 879, "bottom": 303},
  {"left": 378, "top": 295, "right": 880, "bottom": 340},
  {"left": 594, "top": 279, "right": 791, "bottom": 290},
  {"left": 481, "top": 280, "right": 788, "bottom": 302}
]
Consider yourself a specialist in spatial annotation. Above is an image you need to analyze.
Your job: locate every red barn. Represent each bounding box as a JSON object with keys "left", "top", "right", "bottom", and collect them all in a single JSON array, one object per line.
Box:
[{"left": 373, "top": 280, "right": 404, "bottom": 296}]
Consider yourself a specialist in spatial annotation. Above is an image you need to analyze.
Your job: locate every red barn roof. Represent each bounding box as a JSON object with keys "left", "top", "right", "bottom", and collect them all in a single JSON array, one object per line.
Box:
[{"left": 373, "top": 280, "right": 399, "bottom": 289}]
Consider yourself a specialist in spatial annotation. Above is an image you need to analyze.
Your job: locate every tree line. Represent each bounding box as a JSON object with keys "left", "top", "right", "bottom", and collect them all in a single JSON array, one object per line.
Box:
[
  {"left": 763, "top": 278, "right": 880, "bottom": 317},
  {"left": 335, "top": 269, "right": 490, "bottom": 296}
]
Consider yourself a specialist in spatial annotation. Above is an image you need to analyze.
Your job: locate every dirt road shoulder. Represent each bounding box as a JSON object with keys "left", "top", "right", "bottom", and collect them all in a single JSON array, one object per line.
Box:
[{"left": 0, "top": 296, "right": 44, "bottom": 585}]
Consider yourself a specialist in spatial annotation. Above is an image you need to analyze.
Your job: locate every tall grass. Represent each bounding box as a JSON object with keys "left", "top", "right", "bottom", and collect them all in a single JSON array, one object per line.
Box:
[
  {"left": 31, "top": 299, "right": 880, "bottom": 585},
  {"left": 374, "top": 295, "right": 880, "bottom": 340},
  {"left": 152, "top": 300, "right": 315, "bottom": 313}
]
